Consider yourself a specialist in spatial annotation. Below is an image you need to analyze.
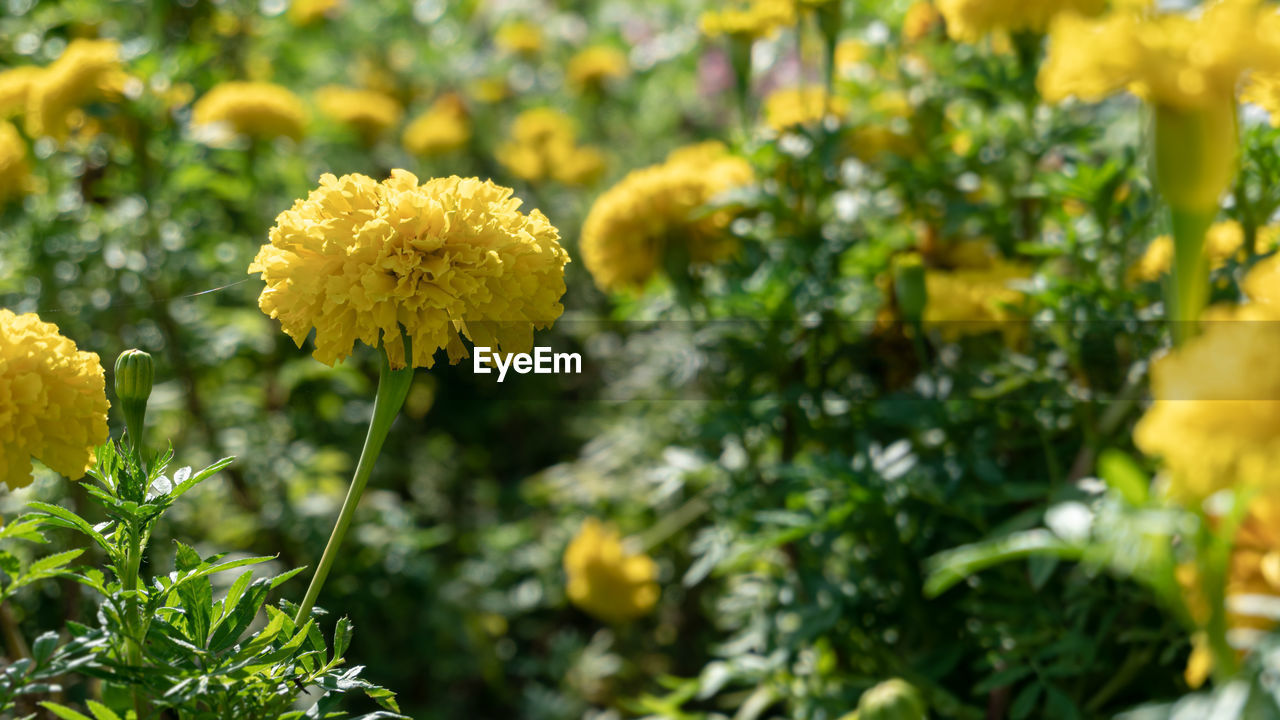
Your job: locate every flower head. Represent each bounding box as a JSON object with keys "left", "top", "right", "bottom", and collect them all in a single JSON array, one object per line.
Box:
[
  {"left": 0, "top": 309, "right": 109, "bottom": 489},
  {"left": 289, "top": 0, "right": 342, "bottom": 25},
  {"left": 192, "top": 81, "right": 307, "bottom": 142},
  {"left": 566, "top": 45, "right": 629, "bottom": 94},
  {"left": 314, "top": 86, "right": 403, "bottom": 141},
  {"left": 922, "top": 243, "right": 1030, "bottom": 341},
  {"left": 1039, "top": 0, "right": 1280, "bottom": 110},
  {"left": 0, "top": 67, "right": 39, "bottom": 118},
  {"left": 903, "top": 2, "right": 944, "bottom": 42},
  {"left": 937, "top": 0, "right": 1104, "bottom": 42},
  {"left": 402, "top": 94, "right": 471, "bottom": 156},
  {"left": 0, "top": 122, "right": 30, "bottom": 204},
  {"left": 1129, "top": 220, "right": 1257, "bottom": 283},
  {"left": 496, "top": 108, "right": 604, "bottom": 185},
  {"left": 248, "top": 171, "right": 570, "bottom": 369},
  {"left": 581, "top": 141, "right": 753, "bottom": 291},
  {"left": 26, "top": 39, "right": 129, "bottom": 140},
  {"left": 563, "top": 518, "right": 659, "bottom": 623},
  {"left": 762, "top": 85, "right": 850, "bottom": 131},
  {"left": 495, "top": 20, "right": 544, "bottom": 56},
  {"left": 699, "top": 0, "right": 797, "bottom": 41}
]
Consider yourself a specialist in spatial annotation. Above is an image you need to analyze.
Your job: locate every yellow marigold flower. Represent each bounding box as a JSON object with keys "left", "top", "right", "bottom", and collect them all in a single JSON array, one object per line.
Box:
[
  {"left": 835, "top": 38, "right": 870, "bottom": 73},
  {"left": 1133, "top": 258, "right": 1280, "bottom": 500},
  {"left": 288, "top": 0, "right": 341, "bottom": 25},
  {"left": 581, "top": 141, "right": 753, "bottom": 291},
  {"left": 1243, "top": 71, "right": 1280, "bottom": 126},
  {"left": 0, "top": 122, "right": 30, "bottom": 204},
  {"left": 566, "top": 45, "right": 629, "bottom": 94},
  {"left": 0, "top": 309, "right": 109, "bottom": 489},
  {"left": 248, "top": 170, "right": 570, "bottom": 369},
  {"left": 1129, "top": 220, "right": 1248, "bottom": 283},
  {"left": 192, "top": 81, "right": 307, "bottom": 142},
  {"left": 495, "top": 20, "right": 544, "bottom": 56},
  {"left": 922, "top": 244, "right": 1030, "bottom": 341},
  {"left": 938, "top": 0, "right": 1104, "bottom": 42},
  {"left": 1039, "top": 0, "right": 1280, "bottom": 110},
  {"left": 0, "top": 67, "right": 39, "bottom": 118},
  {"left": 554, "top": 145, "right": 607, "bottom": 187},
  {"left": 314, "top": 85, "right": 403, "bottom": 141},
  {"left": 563, "top": 518, "right": 659, "bottom": 624},
  {"left": 762, "top": 85, "right": 850, "bottom": 131},
  {"left": 496, "top": 108, "right": 598, "bottom": 183},
  {"left": 903, "top": 1, "right": 943, "bottom": 42},
  {"left": 402, "top": 93, "right": 471, "bottom": 157},
  {"left": 25, "top": 39, "right": 129, "bottom": 140},
  {"left": 471, "top": 76, "right": 510, "bottom": 104},
  {"left": 699, "top": 0, "right": 797, "bottom": 41}
]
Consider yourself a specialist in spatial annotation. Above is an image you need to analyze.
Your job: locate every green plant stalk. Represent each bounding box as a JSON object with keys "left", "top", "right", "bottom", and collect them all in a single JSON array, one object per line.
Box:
[
  {"left": 122, "top": 522, "right": 145, "bottom": 718},
  {"left": 294, "top": 345, "right": 414, "bottom": 625},
  {"left": 1168, "top": 208, "right": 1214, "bottom": 346}
]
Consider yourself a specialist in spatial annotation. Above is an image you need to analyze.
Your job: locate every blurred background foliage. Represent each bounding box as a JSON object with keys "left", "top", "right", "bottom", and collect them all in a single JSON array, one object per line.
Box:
[{"left": 6, "top": 0, "right": 1279, "bottom": 717}]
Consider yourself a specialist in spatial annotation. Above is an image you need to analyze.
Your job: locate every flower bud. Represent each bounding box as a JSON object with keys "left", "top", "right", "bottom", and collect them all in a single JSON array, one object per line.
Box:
[
  {"left": 893, "top": 252, "right": 928, "bottom": 326},
  {"left": 114, "top": 349, "right": 153, "bottom": 452},
  {"left": 855, "top": 678, "right": 927, "bottom": 720}
]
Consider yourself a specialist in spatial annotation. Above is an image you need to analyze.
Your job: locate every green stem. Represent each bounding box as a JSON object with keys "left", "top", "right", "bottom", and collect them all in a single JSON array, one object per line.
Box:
[
  {"left": 1168, "top": 208, "right": 1214, "bottom": 346},
  {"left": 294, "top": 345, "right": 414, "bottom": 625},
  {"left": 122, "top": 524, "right": 145, "bottom": 717}
]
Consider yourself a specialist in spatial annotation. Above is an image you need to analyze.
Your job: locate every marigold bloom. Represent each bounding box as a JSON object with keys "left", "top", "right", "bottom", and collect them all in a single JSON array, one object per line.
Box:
[
  {"left": 402, "top": 94, "right": 471, "bottom": 156},
  {"left": 0, "top": 122, "right": 30, "bottom": 204},
  {"left": 1134, "top": 257, "right": 1280, "bottom": 500},
  {"left": 1243, "top": 71, "right": 1280, "bottom": 126},
  {"left": 920, "top": 243, "right": 1029, "bottom": 341},
  {"left": 25, "top": 39, "right": 129, "bottom": 140},
  {"left": 699, "top": 0, "right": 797, "bottom": 40},
  {"left": 248, "top": 171, "right": 570, "bottom": 369},
  {"left": 1128, "top": 220, "right": 1262, "bottom": 283},
  {"left": 0, "top": 67, "right": 38, "bottom": 118},
  {"left": 495, "top": 20, "right": 544, "bottom": 56},
  {"left": 314, "top": 86, "right": 402, "bottom": 142},
  {"left": 937, "top": 0, "right": 1104, "bottom": 42},
  {"left": 566, "top": 45, "right": 629, "bottom": 94},
  {"left": 1038, "top": 0, "right": 1280, "bottom": 110},
  {"left": 289, "top": 0, "right": 341, "bottom": 25},
  {"left": 762, "top": 85, "right": 850, "bottom": 131},
  {"left": 0, "top": 309, "right": 109, "bottom": 489},
  {"left": 192, "top": 81, "right": 307, "bottom": 142},
  {"left": 496, "top": 108, "right": 602, "bottom": 184},
  {"left": 563, "top": 518, "right": 659, "bottom": 623},
  {"left": 581, "top": 141, "right": 753, "bottom": 291},
  {"left": 903, "top": 2, "right": 943, "bottom": 42}
]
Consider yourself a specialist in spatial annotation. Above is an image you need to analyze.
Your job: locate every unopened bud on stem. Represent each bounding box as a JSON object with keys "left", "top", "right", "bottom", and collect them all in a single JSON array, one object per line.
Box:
[{"left": 114, "top": 349, "right": 153, "bottom": 454}]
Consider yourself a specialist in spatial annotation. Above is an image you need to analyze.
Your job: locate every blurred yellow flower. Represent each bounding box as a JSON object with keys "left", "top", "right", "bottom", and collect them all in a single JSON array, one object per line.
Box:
[
  {"left": 1128, "top": 220, "right": 1265, "bottom": 283},
  {"left": 402, "top": 93, "right": 471, "bottom": 156},
  {"left": 903, "top": 1, "right": 943, "bottom": 42},
  {"left": 699, "top": 0, "right": 797, "bottom": 40},
  {"left": 288, "top": 0, "right": 342, "bottom": 25},
  {"left": 937, "top": 0, "right": 1104, "bottom": 42},
  {"left": 25, "top": 39, "right": 129, "bottom": 140},
  {"left": 834, "top": 38, "right": 870, "bottom": 72},
  {"left": 1039, "top": 0, "right": 1280, "bottom": 110},
  {"left": 0, "top": 309, "right": 109, "bottom": 489},
  {"left": 923, "top": 244, "right": 1030, "bottom": 341},
  {"left": 471, "top": 76, "right": 511, "bottom": 104},
  {"left": 581, "top": 141, "right": 753, "bottom": 291},
  {"left": 0, "top": 66, "right": 39, "bottom": 118},
  {"left": 314, "top": 85, "right": 403, "bottom": 141},
  {"left": 248, "top": 171, "right": 569, "bottom": 369},
  {"left": 0, "top": 122, "right": 29, "bottom": 203},
  {"left": 497, "top": 107, "right": 603, "bottom": 184},
  {"left": 762, "top": 85, "right": 850, "bottom": 131},
  {"left": 566, "top": 45, "right": 629, "bottom": 94},
  {"left": 192, "top": 81, "right": 308, "bottom": 141},
  {"left": 564, "top": 518, "right": 660, "bottom": 623},
  {"left": 1242, "top": 71, "right": 1280, "bottom": 126},
  {"left": 1134, "top": 257, "right": 1280, "bottom": 500},
  {"left": 495, "top": 20, "right": 544, "bottom": 56}
]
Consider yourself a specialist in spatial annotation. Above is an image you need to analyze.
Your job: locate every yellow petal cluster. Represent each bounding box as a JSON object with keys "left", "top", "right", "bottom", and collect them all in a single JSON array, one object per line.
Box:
[
  {"left": 1242, "top": 71, "right": 1280, "bottom": 126},
  {"left": 248, "top": 170, "right": 570, "bottom": 369},
  {"left": 192, "top": 81, "right": 308, "bottom": 141},
  {"left": 0, "top": 309, "right": 109, "bottom": 490},
  {"left": 495, "top": 20, "right": 544, "bottom": 56},
  {"left": 903, "top": 1, "right": 943, "bottom": 42},
  {"left": 581, "top": 141, "right": 754, "bottom": 291},
  {"left": 699, "top": 0, "right": 797, "bottom": 40},
  {"left": 26, "top": 39, "right": 129, "bottom": 140},
  {"left": 0, "top": 67, "right": 39, "bottom": 118},
  {"left": 563, "top": 518, "right": 660, "bottom": 624},
  {"left": 937, "top": 0, "right": 1104, "bottom": 42},
  {"left": 1128, "top": 220, "right": 1277, "bottom": 283},
  {"left": 496, "top": 107, "right": 605, "bottom": 185},
  {"left": 1133, "top": 256, "right": 1280, "bottom": 501},
  {"left": 0, "top": 122, "right": 30, "bottom": 204},
  {"left": 288, "top": 0, "right": 342, "bottom": 25},
  {"left": 402, "top": 94, "right": 471, "bottom": 157},
  {"left": 314, "top": 86, "right": 403, "bottom": 141},
  {"left": 763, "top": 85, "right": 850, "bottom": 131},
  {"left": 922, "top": 243, "right": 1030, "bottom": 341},
  {"left": 566, "top": 45, "right": 629, "bottom": 94},
  {"left": 1039, "top": 0, "right": 1280, "bottom": 110}
]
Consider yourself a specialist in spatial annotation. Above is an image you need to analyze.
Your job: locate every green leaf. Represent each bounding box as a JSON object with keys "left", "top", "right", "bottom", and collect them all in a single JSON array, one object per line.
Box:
[
  {"left": 173, "top": 541, "right": 201, "bottom": 573},
  {"left": 38, "top": 703, "right": 94, "bottom": 720},
  {"left": 924, "top": 530, "right": 1085, "bottom": 597},
  {"left": 1097, "top": 449, "right": 1150, "bottom": 506},
  {"left": 333, "top": 617, "right": 353, "bottom": 659},
  {"left": 85, "top": 701, "right": 122, "bottom": 720}
]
